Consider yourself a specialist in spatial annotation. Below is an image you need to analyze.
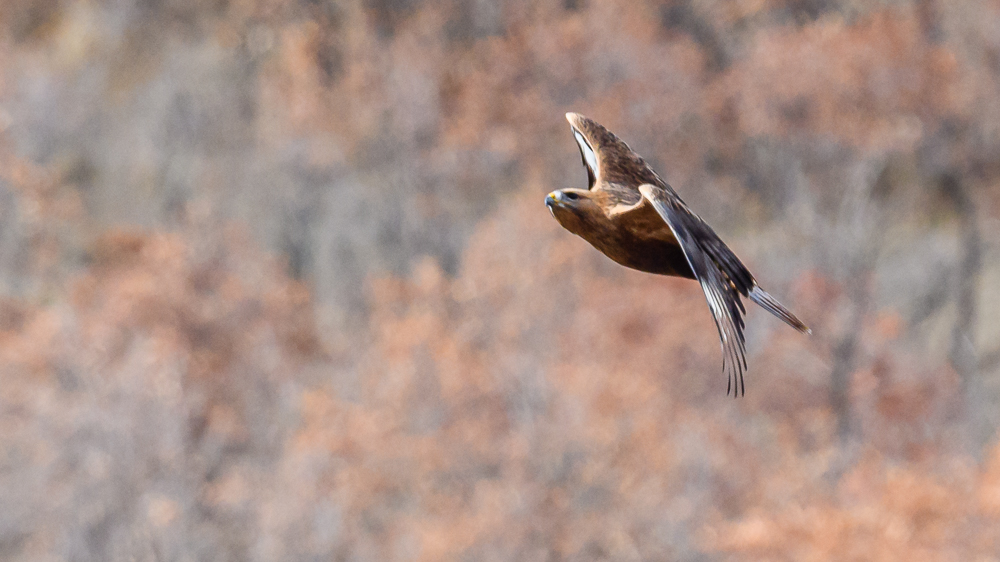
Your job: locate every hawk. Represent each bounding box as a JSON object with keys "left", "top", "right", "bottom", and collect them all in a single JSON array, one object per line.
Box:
[{"left": 546, "top": 113, "right": 810, "bottom": 396}]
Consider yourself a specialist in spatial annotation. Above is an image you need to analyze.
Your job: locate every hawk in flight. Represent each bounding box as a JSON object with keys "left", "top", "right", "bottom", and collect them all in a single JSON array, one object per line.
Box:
[{"left": 546, "top": 113, "right": 810, "bottom": 396}]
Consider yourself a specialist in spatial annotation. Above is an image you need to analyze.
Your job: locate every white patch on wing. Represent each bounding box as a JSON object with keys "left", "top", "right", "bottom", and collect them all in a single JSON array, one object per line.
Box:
[{"left": 574, "top": 130, "right": 599, "bottom": 177}]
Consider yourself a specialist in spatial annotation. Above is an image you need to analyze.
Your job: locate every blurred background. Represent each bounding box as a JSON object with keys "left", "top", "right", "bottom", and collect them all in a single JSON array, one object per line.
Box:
[{"left": 1, "top": 0, "right": 1000, "bottom": 559}]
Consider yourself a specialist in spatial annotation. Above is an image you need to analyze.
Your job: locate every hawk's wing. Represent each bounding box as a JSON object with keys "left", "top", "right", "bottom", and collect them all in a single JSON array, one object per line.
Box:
[{"left": 638, "top": 184, "right": 755, "bottom": 396}]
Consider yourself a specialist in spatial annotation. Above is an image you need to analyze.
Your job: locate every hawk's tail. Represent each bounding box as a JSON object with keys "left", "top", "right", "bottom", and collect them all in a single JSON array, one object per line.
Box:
[{"left": 749, "top": 286, "right": 811, "bottom": 334}]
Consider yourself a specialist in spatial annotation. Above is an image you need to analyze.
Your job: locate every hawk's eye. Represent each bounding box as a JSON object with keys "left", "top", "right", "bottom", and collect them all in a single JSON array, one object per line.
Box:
[{"left": 563, "top": 192, "right": 580, "bottom": 201}]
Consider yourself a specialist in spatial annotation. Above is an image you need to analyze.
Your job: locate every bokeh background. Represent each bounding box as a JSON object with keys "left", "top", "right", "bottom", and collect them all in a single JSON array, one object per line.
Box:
[{"left": 2, "top": 0, "right": 1000, "bottom": 560}]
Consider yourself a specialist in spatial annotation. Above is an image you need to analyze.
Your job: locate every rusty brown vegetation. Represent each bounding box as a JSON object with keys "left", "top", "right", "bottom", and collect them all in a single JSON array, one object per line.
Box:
[{"left": 2, "top": 0, "right": 1000, "bottom": 560}]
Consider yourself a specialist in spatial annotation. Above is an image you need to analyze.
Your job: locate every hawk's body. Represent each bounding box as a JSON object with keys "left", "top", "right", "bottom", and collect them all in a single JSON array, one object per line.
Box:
[
  {"left": 553, "top": 185, "right": 693, "bottom": 278},
  {"left": 546, "top": 113, "right": 809, "bottom": 395}
]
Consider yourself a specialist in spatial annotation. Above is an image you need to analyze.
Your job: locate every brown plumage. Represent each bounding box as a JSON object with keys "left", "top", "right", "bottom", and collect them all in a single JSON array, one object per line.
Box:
[{"left": 546, "top": 112, "right": 810, "bottom": 396}]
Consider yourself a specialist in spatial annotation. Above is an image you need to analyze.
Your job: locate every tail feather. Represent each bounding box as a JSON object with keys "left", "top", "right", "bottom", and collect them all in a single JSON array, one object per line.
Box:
[{"left": 749, "top": 286, "right": 811, "bottom": 334}]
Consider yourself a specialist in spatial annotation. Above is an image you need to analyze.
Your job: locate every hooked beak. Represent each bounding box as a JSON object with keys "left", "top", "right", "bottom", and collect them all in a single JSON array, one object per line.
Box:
[
  {"left": 545, "top": 191, "right": 559, "bottom": 216},
  {"left": 546, "top": 191, "right": 570, "bottom": 207}
]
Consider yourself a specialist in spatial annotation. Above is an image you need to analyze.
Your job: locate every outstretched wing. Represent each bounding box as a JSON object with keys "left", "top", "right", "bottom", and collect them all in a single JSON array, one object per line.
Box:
[{"left": 638, "top": 184, "right": 755, "bottom": 396}]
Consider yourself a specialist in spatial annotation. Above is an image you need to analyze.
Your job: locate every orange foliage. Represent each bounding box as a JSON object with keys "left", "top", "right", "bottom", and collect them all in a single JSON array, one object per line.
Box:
[{"left": 1, "top": 1, "right": 1000, "bottom": 560}]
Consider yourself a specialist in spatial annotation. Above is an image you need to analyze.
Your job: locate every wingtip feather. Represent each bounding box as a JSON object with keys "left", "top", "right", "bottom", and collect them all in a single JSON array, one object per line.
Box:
[{"left": 749, "top": 286, "right": 811, "bottom": 334}]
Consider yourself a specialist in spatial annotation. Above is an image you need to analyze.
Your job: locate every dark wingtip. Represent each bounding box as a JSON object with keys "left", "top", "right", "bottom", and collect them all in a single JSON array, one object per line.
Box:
[{"left": 749, "top": 286, "right": 811, "bottom": 334}]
